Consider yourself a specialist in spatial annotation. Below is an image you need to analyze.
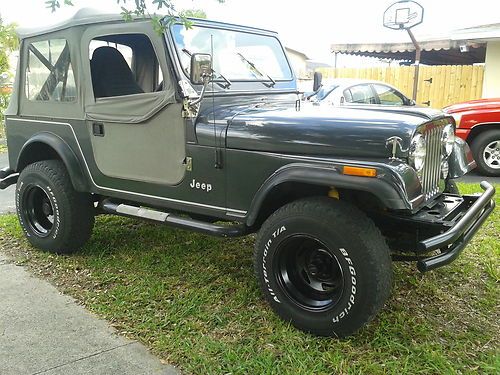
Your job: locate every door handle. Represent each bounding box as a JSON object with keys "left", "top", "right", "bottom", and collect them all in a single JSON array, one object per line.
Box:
[{"left": 92, "top": 122, "right": 105, "bottom": 136}]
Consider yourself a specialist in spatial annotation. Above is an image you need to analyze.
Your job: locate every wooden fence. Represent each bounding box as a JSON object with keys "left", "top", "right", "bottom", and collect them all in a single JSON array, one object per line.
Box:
[{"left": 316, "top": 65, "right": 484, "bottom": 109}]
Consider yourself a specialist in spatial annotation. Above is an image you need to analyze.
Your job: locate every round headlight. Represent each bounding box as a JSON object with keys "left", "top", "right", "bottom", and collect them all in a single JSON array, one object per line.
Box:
[
  {"left": 442, "top": 124, "right": 455, "bottom": 156},
  {"left": 409, "top": 133, "right": 426, "bottom": 172}
]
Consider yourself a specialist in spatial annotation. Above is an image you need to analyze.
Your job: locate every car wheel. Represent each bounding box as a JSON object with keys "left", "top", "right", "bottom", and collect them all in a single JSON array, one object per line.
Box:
[
  {"left": 471, "top": 130, "right": 500, "bottom": 176},
  {"left": 254, "top": 197, "right": 393, "bottom": 337},
  {"left": 16, "top": 160, "right": 95, "bottom": 254}
]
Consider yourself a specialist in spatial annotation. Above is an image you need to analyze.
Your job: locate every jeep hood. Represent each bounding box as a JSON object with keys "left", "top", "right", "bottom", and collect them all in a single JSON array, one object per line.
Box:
[{"left": 226, "top": 103, "right": 449, "bottom": 158}]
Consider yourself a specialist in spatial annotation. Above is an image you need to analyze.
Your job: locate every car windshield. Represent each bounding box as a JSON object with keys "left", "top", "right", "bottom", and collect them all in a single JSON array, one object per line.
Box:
[
  {"left": 315, "top": 85, "right": 339, "bottom": 100},
  {"left": 171, "top": 24, "right": 293, "bottom": 82}
]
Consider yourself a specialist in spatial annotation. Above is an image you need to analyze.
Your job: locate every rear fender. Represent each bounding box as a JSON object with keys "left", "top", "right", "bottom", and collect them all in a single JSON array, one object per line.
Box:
[{"left": 16, "top": 132, "right": 89, "bottom": 191}]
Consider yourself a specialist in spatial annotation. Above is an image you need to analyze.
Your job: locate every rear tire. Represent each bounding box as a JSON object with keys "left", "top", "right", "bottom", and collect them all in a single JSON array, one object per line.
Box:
[
  {"left": 470, "top": 130, "right": 500, "bottom": 176},
  {"left": 254, "top": 197, "right": 392, "bottom": 337},
  {"left": 16, "top": 160, "right": 95, "bottom": 254}
]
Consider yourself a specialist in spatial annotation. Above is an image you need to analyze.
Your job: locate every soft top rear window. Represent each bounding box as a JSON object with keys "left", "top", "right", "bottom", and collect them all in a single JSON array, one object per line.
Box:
[{"left": 25, "top": 39, "right": 76, "bottom": 102}]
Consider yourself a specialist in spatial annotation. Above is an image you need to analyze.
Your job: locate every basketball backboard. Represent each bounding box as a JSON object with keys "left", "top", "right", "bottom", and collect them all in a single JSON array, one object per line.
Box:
[{"left": 383, "top": 0, "right": 424, "bottom": 30}]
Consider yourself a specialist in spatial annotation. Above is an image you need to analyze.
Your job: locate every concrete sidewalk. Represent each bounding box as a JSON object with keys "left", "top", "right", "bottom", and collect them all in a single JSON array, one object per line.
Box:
[{"left": 0, "top": 253, "right": 179, "bottom": 375}]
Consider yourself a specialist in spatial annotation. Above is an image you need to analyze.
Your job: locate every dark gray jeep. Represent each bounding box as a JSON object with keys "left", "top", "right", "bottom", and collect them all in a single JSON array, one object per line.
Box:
[{"left": 1, "top": 9, "right": 495, "bottom": 337}]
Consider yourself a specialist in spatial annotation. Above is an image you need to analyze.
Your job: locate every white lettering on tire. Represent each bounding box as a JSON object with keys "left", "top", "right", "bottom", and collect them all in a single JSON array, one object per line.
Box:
[
  {"left": 262, "top": 225, "right": 287, "bottom": 303},
  {"left": 46, "top": 186, "right": 60, "bottom": 239},
  {"left": 16, "top": 182, "right": 30, "bottom": 237},
  {"left": 332, "top": 247, "right": 357, "bottom": 324}
]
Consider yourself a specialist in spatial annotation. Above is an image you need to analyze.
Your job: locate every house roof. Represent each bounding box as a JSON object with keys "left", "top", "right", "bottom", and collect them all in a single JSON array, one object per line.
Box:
[
  {"left": 285, "top": 47, "right": 311, "bottom": 61},
  {"left": 452, "top": 23, "right": 500, "bottom": 42}
]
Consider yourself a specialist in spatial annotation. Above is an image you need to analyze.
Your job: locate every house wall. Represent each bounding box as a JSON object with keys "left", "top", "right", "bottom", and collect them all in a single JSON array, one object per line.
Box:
[
  {"left": 286, "top": 50, "right": 308, "bottom": 79},
  {"left": 482, "top": 41, "right": 500, "bottom": 98}
]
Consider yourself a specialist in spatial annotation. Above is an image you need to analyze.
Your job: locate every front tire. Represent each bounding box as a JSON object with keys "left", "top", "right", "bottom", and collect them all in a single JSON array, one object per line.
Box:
[
  {"left": 254, "top": 197, "right": 392, "bottom": 337},
  {"left": 16, "top": 160, "right": 95, "bottom": 254},
  {"left": 470, "top": 130, "right": 500, "bottom": 176}
]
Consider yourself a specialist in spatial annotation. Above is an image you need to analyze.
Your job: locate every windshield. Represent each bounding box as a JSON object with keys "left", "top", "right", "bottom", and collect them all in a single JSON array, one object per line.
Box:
[
  {"left": 316, "top": 85, "right": 339, "bottom": 100},
  {"left": 171, "top": 24, "right": 293, "bottom": 82}
]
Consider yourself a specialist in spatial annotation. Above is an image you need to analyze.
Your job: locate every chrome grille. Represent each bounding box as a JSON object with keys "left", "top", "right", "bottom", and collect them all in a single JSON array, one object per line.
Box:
[{"left": 421, "top": 123, "right": 444, "bottom": 200}]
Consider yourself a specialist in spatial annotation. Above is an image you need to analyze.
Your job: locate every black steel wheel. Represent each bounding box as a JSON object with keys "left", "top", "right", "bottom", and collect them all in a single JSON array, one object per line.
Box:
[
  {"left": 275, "top": 235, "right": 344, "bottom": 311},
  {"left": 16, "top": 160, "right": 94, "bottom": 253},
  {"left": 254, "top": 197, "right": 393, "bottom": 337},
  {"left": 22, "top": 184, "right": 55, "bottom": 238}
]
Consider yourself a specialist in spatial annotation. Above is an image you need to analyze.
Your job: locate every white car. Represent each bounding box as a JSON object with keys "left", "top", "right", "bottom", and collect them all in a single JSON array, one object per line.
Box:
[{"left": 305, "top": 78, "right": 416, "bottom": 107}]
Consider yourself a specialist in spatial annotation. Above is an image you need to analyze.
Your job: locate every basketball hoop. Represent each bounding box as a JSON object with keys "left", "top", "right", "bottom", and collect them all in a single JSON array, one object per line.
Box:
[
  {"left": 383, "top": 0, "right": 424, "bottom": 101},
  {"left": 383, "top": 0, "right": 424, "bottom": 30}
]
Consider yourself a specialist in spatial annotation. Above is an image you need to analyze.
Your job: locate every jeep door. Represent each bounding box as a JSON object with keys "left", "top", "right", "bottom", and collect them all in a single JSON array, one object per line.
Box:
[
  {"left": 79, "top": 22, "right": 228, "bottom": 216},
  {"left": 82, "top": 25, "right": 186, "bottom": 186}
]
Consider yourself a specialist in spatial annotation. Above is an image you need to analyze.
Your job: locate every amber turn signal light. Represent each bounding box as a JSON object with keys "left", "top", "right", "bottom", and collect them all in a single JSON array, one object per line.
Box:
[{"left": 342, "top": 166, "right": 377, "bottom": 177}]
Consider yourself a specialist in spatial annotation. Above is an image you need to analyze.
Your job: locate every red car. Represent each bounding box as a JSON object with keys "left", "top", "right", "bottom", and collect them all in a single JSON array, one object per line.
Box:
[{"left": 444, "top": 98, "right": 500, "bottom": 176}]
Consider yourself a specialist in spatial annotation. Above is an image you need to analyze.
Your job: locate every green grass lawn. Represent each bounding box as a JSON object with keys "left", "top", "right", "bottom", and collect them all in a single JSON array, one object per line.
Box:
[{"left": 0, "top": 183, "right": 498, "bottom": 374}]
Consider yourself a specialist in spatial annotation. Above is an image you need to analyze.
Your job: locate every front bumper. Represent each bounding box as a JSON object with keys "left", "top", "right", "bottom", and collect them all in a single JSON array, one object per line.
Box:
[
  {"left": 417, "top": 181, "right": 495, "bottom": 272},
  {"left": 378, "top": 181, "right": 495, "bottom": 272}
]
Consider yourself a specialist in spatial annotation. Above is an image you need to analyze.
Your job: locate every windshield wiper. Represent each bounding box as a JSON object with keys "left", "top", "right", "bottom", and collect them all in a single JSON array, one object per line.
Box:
[
  {"left": 236, "top": 52, "right": 276, "bottom": 88},
  {"left": 182, "top": 49, "right": 231, "bottom": 89}
]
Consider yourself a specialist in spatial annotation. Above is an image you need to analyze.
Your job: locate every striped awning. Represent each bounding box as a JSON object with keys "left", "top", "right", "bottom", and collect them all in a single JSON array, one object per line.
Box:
[{"left": 330, "top": 39, "right": 486, "bottom": 65}]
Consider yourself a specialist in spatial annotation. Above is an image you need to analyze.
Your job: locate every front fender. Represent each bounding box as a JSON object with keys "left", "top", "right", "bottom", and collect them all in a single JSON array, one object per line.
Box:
[
  {"left": 448, "top": 137, "right": 476, "bottom": 179},
  {"left": 246, "top": 162, "right": 415, "bottom": 226},
  {"left": 16, "top": 132, "right": 89, "bottom": 191}
]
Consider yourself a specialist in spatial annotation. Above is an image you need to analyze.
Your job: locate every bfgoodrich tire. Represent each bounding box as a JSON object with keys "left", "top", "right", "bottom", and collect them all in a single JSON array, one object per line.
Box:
[
  {"left": 16, "top": 160, "right": 95, "bottom": 254},
  {"left": 471, "top": 130, "right": 500, "bottom": 176},
  {"left": 254, "top": 197, "right": 392, "bottom": 337}
]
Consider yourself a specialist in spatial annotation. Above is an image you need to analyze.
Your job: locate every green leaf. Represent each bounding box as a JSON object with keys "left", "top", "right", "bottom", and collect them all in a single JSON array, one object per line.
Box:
[{"left": 44, "top": 0, "right": 60, "bottom": 12}]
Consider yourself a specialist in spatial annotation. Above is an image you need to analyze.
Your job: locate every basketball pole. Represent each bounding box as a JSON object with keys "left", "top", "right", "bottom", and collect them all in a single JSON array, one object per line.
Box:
[{"left": 406, "top": 28, "right": 421, "bottom": 101}]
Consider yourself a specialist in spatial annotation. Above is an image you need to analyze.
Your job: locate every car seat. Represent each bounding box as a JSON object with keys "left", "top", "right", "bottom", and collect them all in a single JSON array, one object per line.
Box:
[{"left": 90, "top": 46, "right": 144, "bottom": 98}]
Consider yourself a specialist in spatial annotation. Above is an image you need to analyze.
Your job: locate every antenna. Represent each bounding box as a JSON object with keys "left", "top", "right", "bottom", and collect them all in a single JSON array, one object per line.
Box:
[{"left": 211, "top": 34, "right": 221, "bottom": 169}]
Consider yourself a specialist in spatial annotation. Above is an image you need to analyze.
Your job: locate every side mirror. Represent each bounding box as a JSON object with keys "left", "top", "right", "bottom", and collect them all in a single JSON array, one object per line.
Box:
[
  {"left": 190, "top": 53, "right": 212, "bottom": 85},
  {"left": 313, "top": 71, "right": 323, "bottom": 92},
  {"left": 409, "top": 99, "right": 417, "bottom": 106}
]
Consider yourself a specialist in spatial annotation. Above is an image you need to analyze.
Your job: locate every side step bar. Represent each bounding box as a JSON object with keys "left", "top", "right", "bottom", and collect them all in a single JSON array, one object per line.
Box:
[
  {"left": 100, "top": 199, "right": 247, "bottom": 238},
  {"left": 0, "top": 167, "right": 18, "bottom": 190}
]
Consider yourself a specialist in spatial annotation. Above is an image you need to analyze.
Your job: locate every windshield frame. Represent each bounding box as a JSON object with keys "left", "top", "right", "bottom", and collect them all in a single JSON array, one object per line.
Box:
[{"left": 168, "top": 22, "right": 294, "bottom": 85}]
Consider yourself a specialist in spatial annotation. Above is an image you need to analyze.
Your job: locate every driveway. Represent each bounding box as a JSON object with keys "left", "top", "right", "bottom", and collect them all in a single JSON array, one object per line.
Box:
[{"left": 0, "top": 152, "right": 498, "bottom": 214}]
